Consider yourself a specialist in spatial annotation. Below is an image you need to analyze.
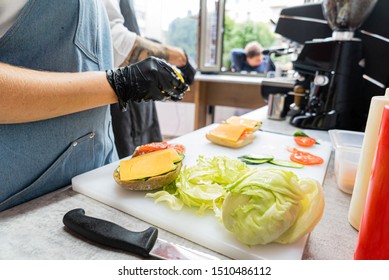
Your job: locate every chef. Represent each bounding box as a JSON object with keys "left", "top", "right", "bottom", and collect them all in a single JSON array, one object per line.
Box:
[{"left": 0, "top": 0, "right": 188, "bottom": 211}]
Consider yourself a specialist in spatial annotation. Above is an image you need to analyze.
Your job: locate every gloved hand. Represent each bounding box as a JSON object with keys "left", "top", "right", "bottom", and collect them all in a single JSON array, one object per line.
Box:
[
  {"left": 106, "top": 56, "right": 189, "bottom": 111},
  {"left": 177, "top": 51, "right": 196, "bottom": 85}
]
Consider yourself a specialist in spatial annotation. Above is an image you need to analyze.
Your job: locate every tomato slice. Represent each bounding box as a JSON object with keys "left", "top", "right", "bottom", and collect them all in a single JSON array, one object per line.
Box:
[
  {"left": 294, "top": 136, "right": 316, "bottom": 147},
  {"left": 133, "top": 142, "right": 169, "bottom": 157},
  {"left": 167, "top": 143, "right": 186, "bottom": 154},
  {"left": 290, "top": 150, "right": 324, "bottom": 165},
  {"left": 132, "top": 142, "right": 185, "bottom": 157},
  {"left": 287, "top": 146, "right": 299, "bottom": 153},
  {"left": 238, "top": 130, "right": 251, "bottom": 140}
]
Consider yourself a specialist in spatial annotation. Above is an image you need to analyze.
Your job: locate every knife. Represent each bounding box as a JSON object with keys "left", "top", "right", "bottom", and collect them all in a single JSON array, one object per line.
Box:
[{"left": 63, "top": 208, "right": 219, "bottom": 260}]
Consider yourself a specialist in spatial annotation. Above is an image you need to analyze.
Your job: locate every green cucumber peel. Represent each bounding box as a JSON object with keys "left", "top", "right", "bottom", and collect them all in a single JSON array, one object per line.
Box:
[
  {"left": 238, "top": 154, "right": 304, "bottom": 168},
  {"left": 269, "top": 159, "right": 304, "bottom": 169},
  {"left": 238, "top": 154, "right": 274, "bottom": 161},
  {"left": 175, "top": 153, "right": 185, "bottom": 163},
  {"left": 239, "top": 158, "right": 270, "bottom": 165}
]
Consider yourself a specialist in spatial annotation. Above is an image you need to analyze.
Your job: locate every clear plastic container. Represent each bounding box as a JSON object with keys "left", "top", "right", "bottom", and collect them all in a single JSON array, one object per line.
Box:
[{"left": 329, "top": 129, "right": 364, "bottom": 194}]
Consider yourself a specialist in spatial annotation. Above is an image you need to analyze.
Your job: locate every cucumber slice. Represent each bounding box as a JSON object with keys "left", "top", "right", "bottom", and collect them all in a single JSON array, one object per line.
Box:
[
  {"left": 269, "top": 159, "right": 304, "bottom": 169},
  {"left": 174, "top": 153, "right": 185, "bottom": 163},
  {"left": 239, "top": 154, "right": 274, "bottom": 161},
  {"left": 239, "top": 158, "right": 270, "bottom": 165}
]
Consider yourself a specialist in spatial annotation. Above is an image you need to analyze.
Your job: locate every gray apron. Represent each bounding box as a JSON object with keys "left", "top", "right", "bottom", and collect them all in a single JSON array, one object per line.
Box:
[
  {"left": 0, "top": 0, "right": 117, "bottom": 211},
  {"left": 110, "top": 0, "right": 162, "bottom": 159}
]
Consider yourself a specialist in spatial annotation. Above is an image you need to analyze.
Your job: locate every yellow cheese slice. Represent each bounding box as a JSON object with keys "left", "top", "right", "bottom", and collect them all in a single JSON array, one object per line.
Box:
[
  {"left": 160, "top": 147, "right": 182, "bottom": 162},
  {"left": 226, "top": 116, "right": 260, "bottom": 130},
  {"left": 119, "top": 148, "right": 179, "bottom": 181},
  {"left": 209, "top": 123, "right": 246, "bottom": 142}
]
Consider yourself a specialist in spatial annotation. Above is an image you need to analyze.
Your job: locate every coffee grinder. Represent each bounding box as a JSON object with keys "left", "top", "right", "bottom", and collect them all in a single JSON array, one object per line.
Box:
[{"left": 288, "top": 0, "right": 378, "bottom": 131}]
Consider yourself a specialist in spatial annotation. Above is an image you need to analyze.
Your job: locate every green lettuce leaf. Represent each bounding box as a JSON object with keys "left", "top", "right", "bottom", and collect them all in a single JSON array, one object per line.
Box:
[
  {"left": 275, "top": 177, "right": 325, "bottom": 244},
  {"left": 146, "top": 155, "right": 324, "bottom": 245},
  {"left": 146, "top": 156, "right": 250, "bottom": 215},
  {"left": 222, "top": 168, "right": 305, "bottom": 245}
]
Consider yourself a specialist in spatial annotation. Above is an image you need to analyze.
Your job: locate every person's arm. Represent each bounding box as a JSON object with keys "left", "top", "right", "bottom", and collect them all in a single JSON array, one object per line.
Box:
[
  {"left": 0, "top": 62, "right": 117, "bottom": 124},
  {"left": 104, "top": 0, "right": 186, "bottom": 67},
  {"left": 230, "top": 49, "right": 245, "bottom": 72},
  {"left": 0, "top": 57, "right": 188, "bottom": 124},
  {"left": 123, "top": 36, "right": 186, "bottom": 68},
  {"left": 126, "top": 37, "right": 197, "bottom": 85},
  {"left": 103, "top": 0, "right": 194, "bottom": 83},
  {"left": 267, "top": 56, "right": 276, "bottom": 72}
]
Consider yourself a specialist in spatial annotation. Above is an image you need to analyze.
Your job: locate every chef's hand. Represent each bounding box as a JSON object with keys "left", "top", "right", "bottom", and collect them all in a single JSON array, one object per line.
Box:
[
  {"left": 106, "top": 56, "right": 189, "bottom": 111},
  {"left": 177, "top": 51, "right": 196, "bottom": 85}
]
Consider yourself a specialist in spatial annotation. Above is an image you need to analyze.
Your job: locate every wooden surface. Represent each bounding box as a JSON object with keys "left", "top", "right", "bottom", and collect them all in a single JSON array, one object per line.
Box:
[{"left": 181, "top": 74, "right": 295, "bottom": 129}]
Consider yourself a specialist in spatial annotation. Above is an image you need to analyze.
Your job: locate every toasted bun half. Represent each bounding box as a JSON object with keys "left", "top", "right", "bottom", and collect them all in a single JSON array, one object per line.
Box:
[
  {"left": 205, "top": 132, "right": 255, "bottom": 148},
  {"left": 114, "top": 162, "right": 182, "bottom": 191}
]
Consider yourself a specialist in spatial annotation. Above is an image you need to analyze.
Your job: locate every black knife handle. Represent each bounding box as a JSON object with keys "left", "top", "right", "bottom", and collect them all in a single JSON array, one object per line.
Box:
[{"left": 63, "top": 208, "right": 158, "bottom": 257}]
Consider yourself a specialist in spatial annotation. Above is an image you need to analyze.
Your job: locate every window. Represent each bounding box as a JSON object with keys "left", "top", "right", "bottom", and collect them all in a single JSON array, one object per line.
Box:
[
  {"left": 225, "top": 0, "right": 306, "bottom": 70},
  {"left": 133, "top": 0, "right": 200, "bottom": 68},
  {"left": 198, "top": 0, "right": 224, "bottom": 73},
  {"left": 134, "top": 0, "right": 321, "bottom": 75}
]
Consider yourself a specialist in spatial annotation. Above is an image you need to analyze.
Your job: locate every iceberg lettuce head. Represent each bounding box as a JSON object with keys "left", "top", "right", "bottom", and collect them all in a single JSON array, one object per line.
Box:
[{"left": 222, "top": 168, "right": 324, "bottom": 245}]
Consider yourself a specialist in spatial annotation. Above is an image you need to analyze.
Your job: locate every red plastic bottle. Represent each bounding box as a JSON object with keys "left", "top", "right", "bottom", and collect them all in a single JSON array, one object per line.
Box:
[{"left": 354, "top": 105, "right": 389, "bottom": 259}]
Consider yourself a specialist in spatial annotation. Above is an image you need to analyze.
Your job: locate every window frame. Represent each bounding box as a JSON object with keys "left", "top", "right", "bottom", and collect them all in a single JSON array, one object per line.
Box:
[{"left": 198, "top": 0, "right": 225, "bottom": 73}]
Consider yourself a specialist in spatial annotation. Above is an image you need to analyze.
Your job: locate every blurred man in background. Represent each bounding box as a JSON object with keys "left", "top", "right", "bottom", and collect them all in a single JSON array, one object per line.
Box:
[{"left": 230, "top": 41, "right": 275, "bottom": 73}]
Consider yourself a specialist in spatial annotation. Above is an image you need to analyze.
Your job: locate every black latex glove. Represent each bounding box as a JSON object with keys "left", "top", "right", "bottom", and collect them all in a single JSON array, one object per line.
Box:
[
  {"left": 177, "top": 51, "right": 196, "bottom": 85},
  {"left": 106, "top": 56, "right": 189, "bottom": 111}
]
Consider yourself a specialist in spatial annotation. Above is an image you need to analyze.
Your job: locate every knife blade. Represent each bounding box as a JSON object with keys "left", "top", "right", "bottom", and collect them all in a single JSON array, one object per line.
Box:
[{"left": 63, "top": 208, "right": 219, "bottom": 260}]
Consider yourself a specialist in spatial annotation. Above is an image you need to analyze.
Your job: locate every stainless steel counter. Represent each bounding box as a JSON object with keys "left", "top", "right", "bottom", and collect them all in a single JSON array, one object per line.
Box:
[{"left": 0, "top": 107, "right": 359, "bottom": 260}]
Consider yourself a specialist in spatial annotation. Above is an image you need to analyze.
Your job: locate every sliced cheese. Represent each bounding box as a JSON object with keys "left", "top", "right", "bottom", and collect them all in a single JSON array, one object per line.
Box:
[
  {"left": 226, "top": 116, "right": 261, "bottom": 130},
  {"left": 161, "top": 147, "right": 182, "bottom": 162},
  {"left": 119, "top": 148, "right": 179, "bottom": 181},
  {"left": 209, "top": 123, "right": 246, "bottom": 142}
]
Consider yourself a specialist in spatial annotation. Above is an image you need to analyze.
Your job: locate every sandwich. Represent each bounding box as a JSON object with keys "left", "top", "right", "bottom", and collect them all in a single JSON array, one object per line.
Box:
[
  {"left": 205, "top": 116, "right": 262, "bottom": 148},
  {"left": 113, "top": 142, "right": 185, "bottom": 190}
]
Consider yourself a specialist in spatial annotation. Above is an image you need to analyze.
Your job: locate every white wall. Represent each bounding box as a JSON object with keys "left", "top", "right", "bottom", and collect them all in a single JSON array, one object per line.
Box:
[
  {"left": 155, "top": 103, "right": 195, "bottom": 137},
  {"left": 156, "top": 102, "right": 250, "bottom": 138}
]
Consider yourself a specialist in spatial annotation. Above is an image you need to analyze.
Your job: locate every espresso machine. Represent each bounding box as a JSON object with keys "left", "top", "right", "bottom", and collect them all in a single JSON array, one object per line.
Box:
[{"left": 277, "top": 0, "right": 379, "bottom": 131}]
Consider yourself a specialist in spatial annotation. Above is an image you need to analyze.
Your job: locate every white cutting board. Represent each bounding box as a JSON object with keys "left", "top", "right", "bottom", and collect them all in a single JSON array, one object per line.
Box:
[{"left": 72, "top": 125, "right": 332, "bottom": 260}]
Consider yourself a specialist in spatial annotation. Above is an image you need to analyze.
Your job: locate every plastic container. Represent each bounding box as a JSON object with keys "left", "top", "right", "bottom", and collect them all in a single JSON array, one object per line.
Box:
[{"left": 329, "top": 129, "right": 364, "bottom": 194}]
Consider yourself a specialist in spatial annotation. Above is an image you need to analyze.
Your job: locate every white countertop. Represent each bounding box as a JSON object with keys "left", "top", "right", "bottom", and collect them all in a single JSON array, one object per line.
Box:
[{"left": 0, "top": 106, "right": 358, "bottom": 260}]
